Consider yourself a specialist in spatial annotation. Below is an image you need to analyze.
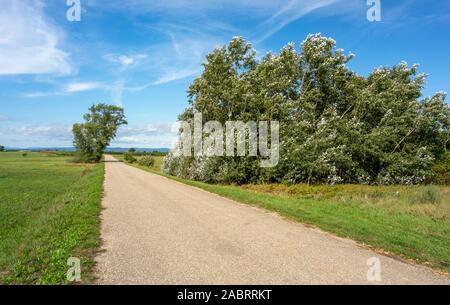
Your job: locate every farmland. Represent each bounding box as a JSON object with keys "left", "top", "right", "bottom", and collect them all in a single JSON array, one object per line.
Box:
[{"left": 0, "top": 152, "right": 104, "bottom": 284}]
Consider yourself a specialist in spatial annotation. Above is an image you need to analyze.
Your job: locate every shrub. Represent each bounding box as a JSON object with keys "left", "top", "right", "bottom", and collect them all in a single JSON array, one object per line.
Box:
[
  {"left": 429, "top": 153, "right": 450, "bottom": 185},
  {"left": 138, "top": 155, "right": 155, "bottom": 168},
  {"left": 123, "top": 152, "right": 137, "bottom": 164},
  {"left": 22, "top": 152, "right": 28, "bottom": 157}
]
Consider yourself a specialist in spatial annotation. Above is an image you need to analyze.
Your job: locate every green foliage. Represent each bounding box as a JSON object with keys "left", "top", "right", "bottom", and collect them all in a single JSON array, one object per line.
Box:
[
  {"left": 137, "top": 155, "right": 155, "bottom": 167},
  {"left": 123, "top": 152, "right": 137, "bottom": 164},
  {"left": 165, "top": 34, "right": 450, "bottom": 185},
  {"left": 72, "top": 104, "right": 127, "bottom": 163},
  {"left": 429, "top": 153, "right": 450, "bottom": 185},
  {"left": 128, "top": 148, "right": 136, "bottom": 153},
  {"left": 21, "top": 152, "right": 28, "bottom": 157},
  {"left": 0, "top": 145, "right": 5, "bottom": 152}
]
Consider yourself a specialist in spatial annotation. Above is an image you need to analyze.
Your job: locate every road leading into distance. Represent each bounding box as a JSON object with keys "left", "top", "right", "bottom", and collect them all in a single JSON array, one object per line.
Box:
[{"left": 95, "top": 155, "right": 449, "bottom": 285}]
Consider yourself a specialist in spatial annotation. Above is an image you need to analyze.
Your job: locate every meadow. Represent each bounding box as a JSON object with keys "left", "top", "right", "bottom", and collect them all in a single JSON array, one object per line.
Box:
[
  {"left": 0, "top": 152, "right": 104, "bottom": 284},
  {"left": 120, "top": 154, "right": 450, "bottom": 273}
]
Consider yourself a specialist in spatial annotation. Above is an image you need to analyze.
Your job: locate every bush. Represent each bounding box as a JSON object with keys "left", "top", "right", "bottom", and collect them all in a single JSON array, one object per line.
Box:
[
  {"left": 124, "top": 152, "right": 137, "bottom": 164},
  {"left": 22, "top": 153, "right": 28, "bottom": 157},
  {"left": 429, "top": 153, "right": 450, "bottom": 185},
  {"left": 138, "top": 155, "right": 155, "bottom": 168}
]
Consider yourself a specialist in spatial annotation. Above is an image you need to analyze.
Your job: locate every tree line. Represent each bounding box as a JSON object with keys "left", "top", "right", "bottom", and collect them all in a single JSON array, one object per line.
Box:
[{"left": 163, "top": 34, "right": 450, "bottom": 185}]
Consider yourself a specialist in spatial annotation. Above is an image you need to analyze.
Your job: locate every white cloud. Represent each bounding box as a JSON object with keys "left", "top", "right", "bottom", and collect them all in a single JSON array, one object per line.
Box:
[
  {"left": 0, "top": 121, "right": 177, "bottom": 148},
  {"left": 113, "top": 123, "right": 178, "bottom": 147},
  {"left": 65, "top": 82, "right": 103, "bottom": 93},
  {"left": 152, "top": 68, "right": 200, "bottom": 86},
  {"left": 104, "top": 54, "right": 147, "bottom": 67},
  {"left": 21, "top": 81, "right": 104, "bottom": 98},
  {"left": 119, "top": 124, "right": 176, "bottom": 136},
  {"left": 0, "top": 123, "right": 73, "bottom": 146},
  {"left": 0, "top": 0, "right": 72, "bottom": 75},
  {"left": 257, "top": 0, "right": 342, "bottom": 42},
  {"left": 0, "top": 121, "right": 179, "bottom": 148},
  {"left": 14, "top": 125, "right": 72, "bottom": 139},
  {"left": 20, "top": 91, "right": 67, "bottom": 98}
]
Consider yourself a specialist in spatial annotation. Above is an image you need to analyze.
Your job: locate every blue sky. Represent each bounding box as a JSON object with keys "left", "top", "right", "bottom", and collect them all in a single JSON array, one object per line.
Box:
[{"left": 0, "top": 0, "right": 449, "bottom": 148}]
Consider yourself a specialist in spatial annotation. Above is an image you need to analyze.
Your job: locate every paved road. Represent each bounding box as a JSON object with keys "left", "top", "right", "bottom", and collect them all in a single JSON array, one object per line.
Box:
[{"left": 95, "top": 155, "right": 449, "bottom": 285}]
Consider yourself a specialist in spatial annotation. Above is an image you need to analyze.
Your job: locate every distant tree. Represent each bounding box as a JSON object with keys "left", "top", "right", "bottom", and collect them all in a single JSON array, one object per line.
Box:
[
  {"left": 128, "top": 148, "right": 136, "bottom": 153},
  {"left": 0, "top": 145, "right": 5, "bottom": 152},
  {"left": 73, "top": 104, "right": 127, "bottom": 163}
]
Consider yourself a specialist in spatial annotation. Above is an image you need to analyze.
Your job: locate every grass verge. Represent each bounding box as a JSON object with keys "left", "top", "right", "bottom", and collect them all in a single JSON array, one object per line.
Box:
[
  {"left": 117, "top": 154, "right": 450, "bottom": 273},
  {"left": 0, "top": 152, "right": 104, "bottom": 284}
]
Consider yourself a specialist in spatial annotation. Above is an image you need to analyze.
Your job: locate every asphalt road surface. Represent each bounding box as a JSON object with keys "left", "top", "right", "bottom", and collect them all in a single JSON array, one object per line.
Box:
[{"left": 95, "top": 155, "right": 449, "bottom": 285}]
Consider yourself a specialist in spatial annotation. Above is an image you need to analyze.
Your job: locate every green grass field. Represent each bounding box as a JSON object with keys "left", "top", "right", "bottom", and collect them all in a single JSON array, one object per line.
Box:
[
  {"left": 120, "top": 154, "right": 450, "bottom": 273},
  {"left": 0, "top": 152, "right": 104, "bottom": 284}
]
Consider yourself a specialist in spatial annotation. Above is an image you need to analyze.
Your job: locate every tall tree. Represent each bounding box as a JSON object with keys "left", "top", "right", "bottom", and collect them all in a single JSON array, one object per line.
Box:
[
  {"left": 164, "top": 34, "right": 450, "bottom": 185},
  {"left": 73, "top": 104, "right": 127, "bottom": 162}
]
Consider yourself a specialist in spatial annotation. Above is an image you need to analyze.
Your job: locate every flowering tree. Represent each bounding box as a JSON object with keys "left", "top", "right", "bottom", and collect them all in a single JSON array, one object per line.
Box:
[{"left": 164, "top": 34, "right": 450, "bottom": 185}]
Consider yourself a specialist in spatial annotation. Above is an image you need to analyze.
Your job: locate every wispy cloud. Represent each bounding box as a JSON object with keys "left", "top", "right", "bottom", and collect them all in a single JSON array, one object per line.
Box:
[
  {"left": 256, "top": 0, "right": 343, "bottom": 42},
  {"left": 65, "top": 82, "right": 104, "bottom": 93},
  {"left": 99, "top": 0, "right": 349, "bottom": 42},
  {"left": 102, "top": 30, "right": 217, "bottom": 95},
  {"left": 20, "top": 91, "right": 65, "bottom": 98},
  {"left": 113, "top": 123, "right": 178, "bottom": 147},
  {"left": 90, "top": 0, "right": 350, "bottom": 91},
  {"left": 152, "top": 69, "right": 200, "bottom": 86},
  {"left": 104, "top": 54, "right": 147, "bottom": 68},
  {"left": 0, "top": 0, "right": 72, "bottom": 75},
  {"left": 21, "top": 82, "right": 104, "bottom": 98},
  {"left": 0, "top": 123, "right": 73, "bottom": 146}
]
